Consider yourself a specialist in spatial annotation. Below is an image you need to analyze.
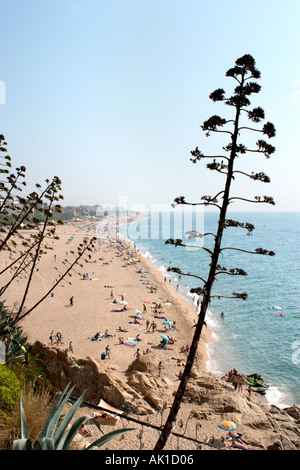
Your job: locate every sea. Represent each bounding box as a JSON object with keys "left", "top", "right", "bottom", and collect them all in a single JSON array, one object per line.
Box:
[{"left": 118, "top": 209, "right": 300, "bottom": 408}]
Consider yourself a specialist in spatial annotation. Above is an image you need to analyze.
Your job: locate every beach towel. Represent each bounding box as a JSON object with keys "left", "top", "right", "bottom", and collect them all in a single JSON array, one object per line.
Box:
[{"left": 123, "top": 341, "right": 136, "bottom": 347}]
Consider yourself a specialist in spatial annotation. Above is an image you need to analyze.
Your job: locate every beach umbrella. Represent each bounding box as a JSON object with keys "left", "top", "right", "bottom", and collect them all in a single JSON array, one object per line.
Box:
[
  {"left": 162, "top": 321, "right": 174, "bottom": 326},
  {"left": 164, "top": 302, "right": 172, "bottom": 306},
  {"left": 118, "top": 293, "right": 127, "bottom": 296},
  {"left": 159, "top": 334, "right": 169, "bottom": 342},
  {"left": 134, "top": 309, "right": 142, "bottom": 314},
  {"left": 118, "top": 301, "right": 128, "bottom": 305},
  {"left": 218, "top": 420, "right": 237, "bottom": 431}
]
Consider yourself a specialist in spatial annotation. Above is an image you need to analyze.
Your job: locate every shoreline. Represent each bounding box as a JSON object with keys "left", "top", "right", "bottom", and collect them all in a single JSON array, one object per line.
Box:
[
  {"left": 3, "top": 216, "right": 300, "bottom": 451},
  {"left": 121, "top": 234, "right": 212, "bottom": 367},
  {"left": 120, "top": 216, "right": 297, "bottom": 409},
  {"left": 1, "top": 215, "right": 294, "bottom": 409}
]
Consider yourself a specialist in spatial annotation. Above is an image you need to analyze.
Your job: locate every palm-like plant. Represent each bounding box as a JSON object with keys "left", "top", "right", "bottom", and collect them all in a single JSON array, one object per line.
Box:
[
  {"left": 13, "top": 383, "right": 134, "bottom": 450},
  {"left": 0, "top": 301, "right": 29, "bottom": 363}
]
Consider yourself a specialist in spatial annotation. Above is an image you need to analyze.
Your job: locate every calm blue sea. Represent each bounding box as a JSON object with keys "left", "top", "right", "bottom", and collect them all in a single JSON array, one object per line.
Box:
[{"left": 120, "top": 210, "right": 300, "bottom": 408}]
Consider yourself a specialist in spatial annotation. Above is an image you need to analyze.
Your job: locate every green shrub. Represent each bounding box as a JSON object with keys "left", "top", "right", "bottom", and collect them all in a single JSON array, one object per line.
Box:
[{"left": 0, "top": 364, "right": 22, "bottom": 417}]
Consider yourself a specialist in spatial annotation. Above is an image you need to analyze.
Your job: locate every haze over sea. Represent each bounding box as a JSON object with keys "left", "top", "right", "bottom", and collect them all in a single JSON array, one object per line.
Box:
[{"left": 120, "top": 210, "right": 300, "bottom": 408}]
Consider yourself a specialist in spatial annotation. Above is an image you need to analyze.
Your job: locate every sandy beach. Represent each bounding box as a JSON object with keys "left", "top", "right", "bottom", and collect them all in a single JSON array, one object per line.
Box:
[
  {"left": 2, "top": 217, "right": 210, "bottom": 380},
  {"left": 3, "top": 217, "right": 300, "bottom": 451}
]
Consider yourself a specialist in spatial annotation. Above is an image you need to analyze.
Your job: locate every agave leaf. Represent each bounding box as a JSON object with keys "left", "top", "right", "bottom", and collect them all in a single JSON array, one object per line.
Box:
[
  {"left": 53, "top": 389, "right": 87, "bottom": 448},
  {"left": 39, "top": 383, "right": 75, "bottom": 439},
  {"left": 85, "top": 428, "right": 135, "bottom": 450},
  {"left": 33, "top": 438, "right": 55, "bottom": 450},
  {"left": 12, "top": 438, "right": 33, "bottom": 450},
  {"left": 57, "top": 414, "right": 91, "bottom": 450},
  {"left": 19, "top": 393, "right": 29, "bottom": 439}
]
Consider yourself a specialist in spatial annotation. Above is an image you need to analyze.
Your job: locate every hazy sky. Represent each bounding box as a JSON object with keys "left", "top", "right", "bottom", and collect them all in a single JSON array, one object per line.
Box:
[{"left": 1, "top": 0, "right": 299, "bottom": 212}]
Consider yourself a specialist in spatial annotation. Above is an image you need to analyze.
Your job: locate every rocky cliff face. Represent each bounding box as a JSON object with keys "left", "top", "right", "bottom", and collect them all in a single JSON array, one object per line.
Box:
[{"left": 33, "top": 341, "right": 300, "bottom": 450}]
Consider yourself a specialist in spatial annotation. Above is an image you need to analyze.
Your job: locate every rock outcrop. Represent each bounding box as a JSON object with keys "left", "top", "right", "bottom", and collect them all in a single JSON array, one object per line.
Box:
[{"left": 33, "top": 341, "right": 300, "bottom": 450}]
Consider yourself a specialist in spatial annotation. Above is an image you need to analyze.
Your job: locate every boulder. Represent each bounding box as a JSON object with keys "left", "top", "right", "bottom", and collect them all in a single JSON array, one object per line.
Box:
[
  {"left": 127, "top": 353, "right": 158, "bottom": 374},
  {"left": 33, "top": 341, "right": 153, "bottom": 414},
  {"left": 127, "top": 371, "right": 169, "bottom": 410}
]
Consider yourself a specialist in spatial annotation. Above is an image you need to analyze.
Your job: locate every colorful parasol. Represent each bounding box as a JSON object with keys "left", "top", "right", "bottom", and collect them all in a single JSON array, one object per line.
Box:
[{"left": 218, "top": 420, "right": 237, "bottom": 431}]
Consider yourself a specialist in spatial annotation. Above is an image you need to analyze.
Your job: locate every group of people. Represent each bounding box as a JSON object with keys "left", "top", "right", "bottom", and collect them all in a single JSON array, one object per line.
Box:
[
  {"left": 49, "top": 330, "right": 63, "bottom": 345},
  {"left": 145, "top": 319, "right": 158, "bottom": 332},
  {"left": 227, "top": 368, "right": 244, "bottom": 392},
  {"left": 49, "top": 330, "right": 73, "bottom": 352}
]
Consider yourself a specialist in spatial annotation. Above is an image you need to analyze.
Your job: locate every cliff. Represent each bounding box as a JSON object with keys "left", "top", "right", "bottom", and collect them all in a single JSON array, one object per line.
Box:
[{"left": 33, "top": 341, "right": 300, "bottom": 451}]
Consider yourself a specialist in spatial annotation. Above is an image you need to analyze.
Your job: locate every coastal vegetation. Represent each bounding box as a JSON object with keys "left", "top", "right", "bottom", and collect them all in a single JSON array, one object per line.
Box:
[
  {"left": 0, "top": 137, "right": 132, "bottom": 449},
  {"left": 154, "top": 54, "right": 276, "bottom": 449},
  {"left": 13, "top": 383, "right": 133, "bottom": 450},
  {"left": 0, "top": 133, "right": 97, "bottom": 326}
]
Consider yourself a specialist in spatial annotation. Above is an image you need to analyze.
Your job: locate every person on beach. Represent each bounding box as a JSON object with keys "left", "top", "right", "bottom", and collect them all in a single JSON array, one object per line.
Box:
[
  {"left": 227, "top": 432, "right": 251, "bottom": 445},
  {"left": 56, "top": 332, "right": 63, "bottom": 345},
  {"left": 92, "top": 332, "right": 100, "bottom": 341},
  {"left": 49, "top": 330, "right": 54, "bottom": 346},
  {"left": 118, "top": 326, "right": 128, "bottom": 332},
  {"left": 69, "top": 341, "right": 73, "bottom": 353},
  {"left": 70, "top": 296, "right": 74, "bottom": 306},
  {"left": 134, "top": 348, "right": 141, "bottom": 358},
  {"left": 232, "top": 369, "right": 238, "bottom": 390},
  {"left": 237, "top": 374, "right": 244, "bottom": 392},
  {"left": 105, "top": 345, "right": 110, "bottom": 358},
  {"left": 79, "top": 424, "right": 93, "bottom": 437},
  {"left": 104, "top": 330, "right": 113, "bottom": 337}
]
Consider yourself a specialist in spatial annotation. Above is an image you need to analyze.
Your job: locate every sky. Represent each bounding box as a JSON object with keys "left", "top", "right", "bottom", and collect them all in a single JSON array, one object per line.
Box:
[{"left": 1, "top": 0, "right": 299, "bottom": 213}]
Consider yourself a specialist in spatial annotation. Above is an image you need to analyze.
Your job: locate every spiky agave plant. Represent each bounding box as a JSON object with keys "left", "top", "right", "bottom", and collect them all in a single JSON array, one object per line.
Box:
[{"left": 13, "top": 383, "right": 134, "bottom": 450}]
